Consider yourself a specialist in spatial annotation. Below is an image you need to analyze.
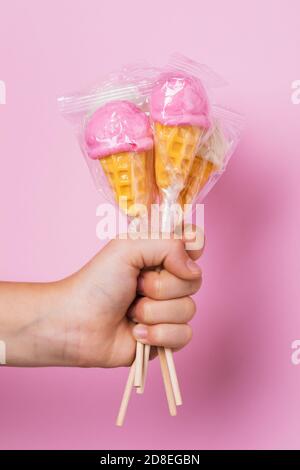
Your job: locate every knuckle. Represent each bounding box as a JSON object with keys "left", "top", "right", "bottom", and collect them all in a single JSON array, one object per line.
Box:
[
  {"left": 189, "top": 277, "right": 202, "bottom": 294},
  {"left": 183, "top": 325, "right": 193, "bottom": 344},
  {"left": 185, "top": 297, "right": 196, "bottom": 320}
]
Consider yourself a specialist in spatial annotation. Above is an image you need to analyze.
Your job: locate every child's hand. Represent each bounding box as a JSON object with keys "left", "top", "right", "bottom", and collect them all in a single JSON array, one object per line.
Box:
[
  {"left": 1, "top": 234, "right": 203, "bottom": 367},
  {"left": 64, "top": 235, "right": 203, "bottom": 367}
]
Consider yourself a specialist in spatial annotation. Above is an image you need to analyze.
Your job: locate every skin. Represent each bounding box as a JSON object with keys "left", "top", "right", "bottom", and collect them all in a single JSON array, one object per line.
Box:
[{"left": 0, "top": 231, "right": 204, "bottom": 368}]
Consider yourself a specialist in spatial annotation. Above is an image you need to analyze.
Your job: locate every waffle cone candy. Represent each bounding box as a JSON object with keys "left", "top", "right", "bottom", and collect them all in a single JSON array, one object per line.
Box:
[
  {"left": 150, "top": 72, "right": 211, "bottom": 207},
  {"left": 99, "top": 149, "right": 153, "bottom": 217},
  {"left": 178, "top": 156, "right": 217, "bottom": 208},
  {"left": 154, "top": 122, "right": 203, "bottom": 192},
  {"left": 179, "top": 122, "right": 228, "bottom": 207},
  {"left": 84, "top": 101, "right": 154, "bottom": 218}
]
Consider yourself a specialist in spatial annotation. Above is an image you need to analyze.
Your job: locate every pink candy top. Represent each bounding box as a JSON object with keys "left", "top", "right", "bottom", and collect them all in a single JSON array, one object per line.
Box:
[
  {"left": 150, "top": 72, "right": 211, "bottom": 129},
  {"left": 85, "top": 101, "right": 153, "bottom": 159}
]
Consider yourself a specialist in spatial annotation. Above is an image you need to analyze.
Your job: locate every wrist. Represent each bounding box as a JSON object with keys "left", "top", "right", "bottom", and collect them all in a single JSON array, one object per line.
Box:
[{"left": 3, "top": 280, "right": 78, "bottom": 367}]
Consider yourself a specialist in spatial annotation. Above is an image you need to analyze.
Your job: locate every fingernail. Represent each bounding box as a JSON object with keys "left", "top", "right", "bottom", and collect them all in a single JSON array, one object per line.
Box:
[
  {"left": 133, "top": 325, "right": 148, "bottom": 340},
  {"left": 184, "top": 225, "right": 197, "bottom": 240},
  {"left": 186, "top": 258, "right": 201, "bottom": 274},
  {"left": 185, "top": 227, "right": 205, "bottom": 249},
  {"left": 185, "top": 229, "right": 196, "bottom": 241}
]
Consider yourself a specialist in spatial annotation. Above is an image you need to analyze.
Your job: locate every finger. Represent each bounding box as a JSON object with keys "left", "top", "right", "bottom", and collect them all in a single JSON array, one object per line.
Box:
[
  {"left": 132, "top": 323, "right": 192, "bottom": 350},
  {"left": 128, "top": 296, "right": 196, "bottom": 324},
  {"left": 117, "top": 238, "right": 202, "bottom": 280},
  {"left": 138, "top": 269, "right": 202, "bottom": 300}
]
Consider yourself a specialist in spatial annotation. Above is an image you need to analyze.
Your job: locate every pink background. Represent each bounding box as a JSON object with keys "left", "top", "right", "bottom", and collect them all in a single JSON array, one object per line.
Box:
[{"left": 0, "top": 0, "right": 300, "bottom": 450}]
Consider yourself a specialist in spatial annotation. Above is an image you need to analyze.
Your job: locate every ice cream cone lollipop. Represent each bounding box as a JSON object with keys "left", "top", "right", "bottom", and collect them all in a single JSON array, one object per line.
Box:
[
  {"left": 179, "top": 122, "right": 228, "bottom": 207},
  {"left": 85, "top": 101, "right": 154, "bottom": 218},
  {"left": 154, "top": 122, "right": 202, "bottom": 194},
  {"left": 149, "top": 71, "right": 212, "bottom": 412},
  {"left": 150, "top": 72, "right": 212, "bottom": 208}
]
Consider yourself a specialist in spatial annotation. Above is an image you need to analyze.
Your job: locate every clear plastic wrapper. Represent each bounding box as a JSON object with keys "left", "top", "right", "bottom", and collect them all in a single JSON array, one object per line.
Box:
[
  {"left": 58, "top": 55, "right": 242, "bottom": 233},
  {"left": 180, "top": 105, "right": 244, "bottom": 208},
  {"left": 58, "top": 76, "right": 157, "bottom": 224},
  {"left": 149, "top": 55, "right": 215, "bottom": 231},
  {"left": 84, "top": 99, "right": 155, "bottom": 219}
]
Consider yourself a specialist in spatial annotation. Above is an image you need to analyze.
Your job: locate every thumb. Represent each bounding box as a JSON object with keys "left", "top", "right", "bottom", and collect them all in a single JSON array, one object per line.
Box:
[{"left": 119, "top": 238, "right": 202, "bottom": 281}]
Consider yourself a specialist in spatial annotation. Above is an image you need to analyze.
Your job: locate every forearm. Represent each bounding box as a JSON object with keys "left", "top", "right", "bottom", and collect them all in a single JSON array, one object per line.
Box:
[{"left": 0, "top": 280, "right": 75, "bottom": 366}]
